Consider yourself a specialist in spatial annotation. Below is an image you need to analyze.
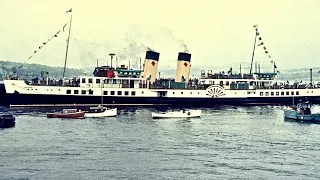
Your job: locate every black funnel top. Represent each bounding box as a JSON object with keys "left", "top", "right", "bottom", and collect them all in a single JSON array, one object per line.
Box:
[
  {"left": 178, "top": 52, "right": 191, "bottom": 62},
  {"left": 145, "top": 51, "right": 160, "bottom": 61}
]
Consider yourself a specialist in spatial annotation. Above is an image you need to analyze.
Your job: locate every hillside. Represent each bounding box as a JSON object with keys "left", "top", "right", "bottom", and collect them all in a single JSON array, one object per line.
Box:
[
  {"left": 1, "top": 61, "right": 320, "bottom": 82},
  {"left": 0, "top": 61, "right": 87, "bottom": 80}
]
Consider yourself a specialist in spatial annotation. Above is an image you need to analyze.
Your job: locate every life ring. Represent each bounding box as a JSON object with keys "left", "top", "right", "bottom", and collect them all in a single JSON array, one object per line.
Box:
[{"left": 187, "top": 112, "right": 191, "bottom": 116}]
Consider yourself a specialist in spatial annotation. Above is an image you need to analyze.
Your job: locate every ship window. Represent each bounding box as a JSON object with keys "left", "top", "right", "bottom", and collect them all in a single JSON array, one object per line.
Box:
[
  {"left": 181, "top": 92, "right": 183, "bottom": 94},
  {"left": 113, "top": 79, "right": 117, "bottom": 84},
  {"left": 209, "top": 80, "right": 213, "bottom": 85},
  {"left": 122, "top": 80, "right": 128, "bottom": 84},
  {"left": 307, "top": 91, "right": 309, "bottom": 93},
  {"left": 82, "top": 78, "right": 86, "bottom": 83},
  {"left": 81, "top": 90, "right": 86, "bottom": 94},
  {"left": 89, "top": 90, "right": 93, "bottom": 95},
  {"left": 296, "top": 91, "right": 299, "bottom": 95},
  {"left": 198, "top": 92, "right": 200, "bottom": 94},
  {"left": 220, "top": 81, "right": 223, "bottom": 85},
  {"left": 311, "top": 91, "right": 313, "bottom": 93},
  {"left": 248, "top": 92, "right": 250, "bottom": 95},
  {"left": 66, "top": 90, "right": 71, "bottom": 94},
  {"left": 142, "top": 91, "right": 144, "bottom": 94},
  {"left": 125, "top": 91, "right": 129, "bottom": 95},
  {"left": 266, "top": 92, "right": 269, "bottom": 96},
  {"left": 250, "top": 81, "right": 254, "bottom": 86},
  {"left": 74, "top": 90, "right": 79, "bottom": 94},
  {"left": 118, "top": 91, "right": 122, "bottom": 95},
  {"left": 96, "top": 79, "right": 101, "bottom": 84},
  {"left": 173, "top": 92, "right": 175, "bottom": 94},
  {"left": 260, "top": 92, "right": 263, "bottom": 96},
  {"left": 190, "top": 92, "right": 192, "bottom": 94},
  {"left": 103, "top": 91, "right": 108, "bottom": 95},
  {"left": 131, "top": 91, "right": 136, "bottom": 96},
  {"left": 111, "top": 91, "right": 115, "bottom": 95},
  {"left": 88, "top": 78, "right": 93, "bottom": 83},
  {"left": 281, "top": 92, "right": 284, "bottom": 95},
  {"left": 276, "top": 92, "right": 279, "bottom": 96},
  {"left": 226, "top": 81, "right": 230, "bottom": 85},
  {"left": 271, "top": 92, "right": 274, "bottom": 96},
  {"left": 58, "top": 89, "right": 60, "bottom": 91},
  {"left": 291, "top": 91, "right": 294, "bottom": 95}
]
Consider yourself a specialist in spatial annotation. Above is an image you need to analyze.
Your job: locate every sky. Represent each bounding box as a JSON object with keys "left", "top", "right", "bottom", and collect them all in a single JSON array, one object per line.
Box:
[{"left": 0, "top": 0, "right": 320, "bottom": 75}]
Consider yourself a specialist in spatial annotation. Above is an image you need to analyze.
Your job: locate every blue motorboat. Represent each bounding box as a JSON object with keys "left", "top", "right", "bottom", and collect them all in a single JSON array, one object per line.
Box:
[{"left": 284, "top": 101, "right": 320, "bottom": 122}]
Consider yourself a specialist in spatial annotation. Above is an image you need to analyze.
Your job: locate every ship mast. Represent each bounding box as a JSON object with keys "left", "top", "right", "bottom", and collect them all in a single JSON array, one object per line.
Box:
[
  {"left": 62, "top": 9, "right": 72, "bottom": 78},
  {"left": 249, "top": 26, "right": 258, "bottom": 75}
]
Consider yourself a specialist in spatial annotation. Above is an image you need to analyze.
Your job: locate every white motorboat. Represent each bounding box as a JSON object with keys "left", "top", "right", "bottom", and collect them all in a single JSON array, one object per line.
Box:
[
  {"left": 152, "top": 109, "right": 201, "bottom": 119},
  {"left": 84, "top": 105, "right": 117, "bottom": 118}
]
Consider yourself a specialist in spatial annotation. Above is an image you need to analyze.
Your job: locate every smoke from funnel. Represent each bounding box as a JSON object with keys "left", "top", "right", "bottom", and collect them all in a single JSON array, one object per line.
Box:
[
  {"left": 167, "top": 29, "right": 189, "bottom": 53},
  {"left": 181, "top": 42, "right": 188, "bottom": 53},
  {"left": 147, "top": 47, "right": 155, "bottom": 52}
]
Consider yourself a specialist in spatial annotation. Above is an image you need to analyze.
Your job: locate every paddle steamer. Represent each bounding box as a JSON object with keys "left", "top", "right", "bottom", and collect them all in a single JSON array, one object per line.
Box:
[
  {"left": 4, "top": 49, "right": 320, "bottom": 107},
  {"left": 3, "top": 15, "right": 320, "bottom": 107}
]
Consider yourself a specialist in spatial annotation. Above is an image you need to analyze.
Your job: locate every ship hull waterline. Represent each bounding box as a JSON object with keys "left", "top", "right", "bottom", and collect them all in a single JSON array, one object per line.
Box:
[{"left": 5, "top": 94, "right": 320, "bottom": 108}]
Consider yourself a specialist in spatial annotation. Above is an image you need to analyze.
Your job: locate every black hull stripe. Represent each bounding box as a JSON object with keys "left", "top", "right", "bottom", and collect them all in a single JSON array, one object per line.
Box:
[{"left": 4, "top": 94, "right": 320, "bottom": 107}]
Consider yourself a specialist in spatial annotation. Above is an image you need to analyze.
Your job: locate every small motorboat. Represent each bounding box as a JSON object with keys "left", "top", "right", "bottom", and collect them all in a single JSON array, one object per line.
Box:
[
  {"left": 47, "top": 109, "right": 85, "bottom": 119},
  {"left": 152, "top": 109, "right": 201, "bottom": 119},
  {"left": 0, "top": 114, "right": 15, "bottom": 128},
  {"left": 284, "top": 101, "right": 320, "bottom": 122},
  {"left": 84, "top": 105, "right": 117, "bottom": 118}
]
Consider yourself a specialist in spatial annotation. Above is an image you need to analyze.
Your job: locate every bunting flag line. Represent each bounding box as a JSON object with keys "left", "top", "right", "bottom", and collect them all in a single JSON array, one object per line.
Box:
[
  {"left": 63, "top": 22, "right": 68, "bottom": 32},
  {"left": 257, "top": 42, "right": 264, "bottom": 46},
  {"left": 24, "top": 20, "right": 70, "bottom": 65},
  {"left": 254, "top": 25, "right": 275, "bottom": 65},
  {"left": 9, "top": 11, "right": 72, "bottom": 77}
]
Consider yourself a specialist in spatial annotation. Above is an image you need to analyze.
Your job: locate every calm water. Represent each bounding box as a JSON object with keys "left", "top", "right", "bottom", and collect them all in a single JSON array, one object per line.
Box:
[{"left": 1, "top": 106, "right": 320, "bottom": 180}]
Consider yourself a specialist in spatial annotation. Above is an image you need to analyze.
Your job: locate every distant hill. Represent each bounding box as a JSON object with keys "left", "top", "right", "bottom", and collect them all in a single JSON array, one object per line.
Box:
[
  {"left": 0, "top": 61, "right": 88, "bottom": 80},
  {"left": 1, "top": 61, "right": 320, "bottom": 82}
]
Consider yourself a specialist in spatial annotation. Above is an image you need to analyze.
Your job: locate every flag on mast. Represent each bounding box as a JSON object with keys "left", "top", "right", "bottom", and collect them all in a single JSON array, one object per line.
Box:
[{"left": 66, "top": 8, "right": 72, "bottom": 13}]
